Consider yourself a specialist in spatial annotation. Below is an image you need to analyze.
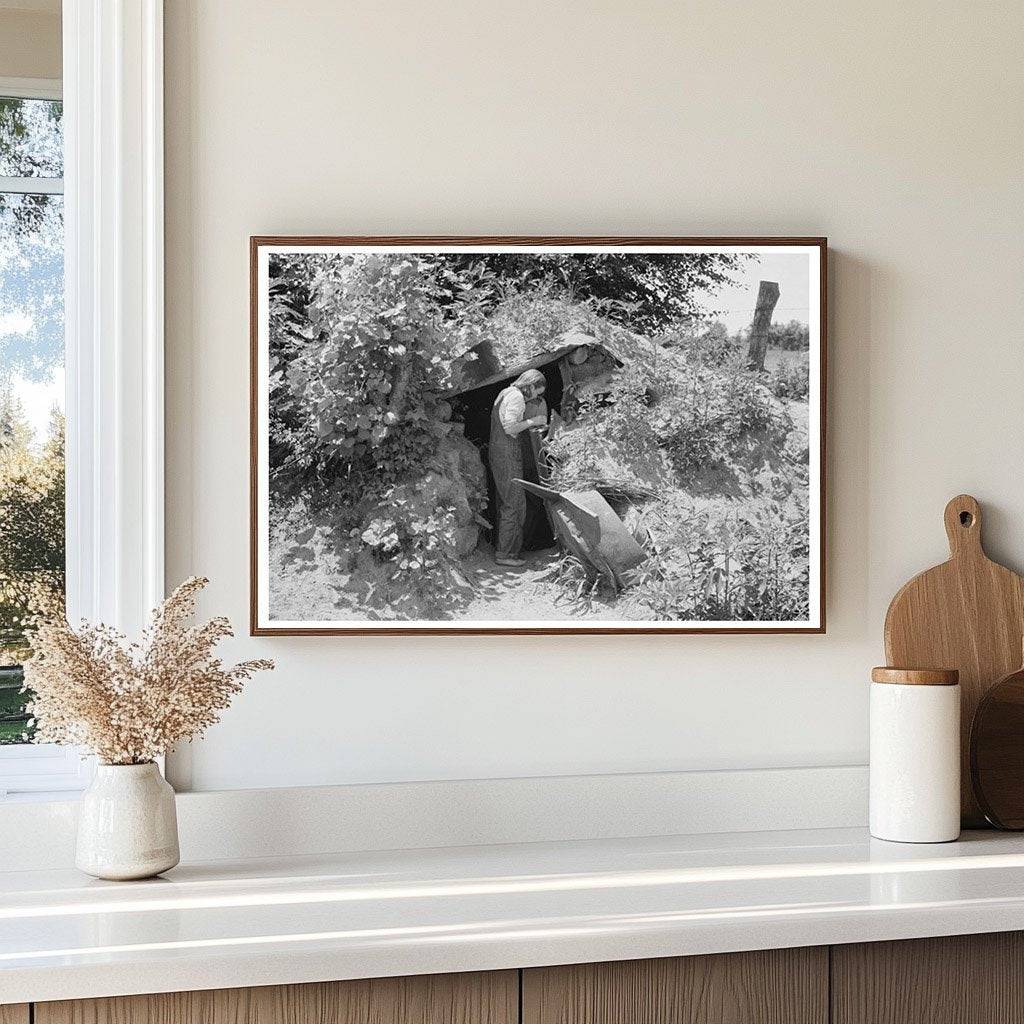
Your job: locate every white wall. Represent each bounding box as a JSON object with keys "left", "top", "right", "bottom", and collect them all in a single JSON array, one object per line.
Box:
[{"left": 164, "top": 0, "right": 1024, "bottom": 792}]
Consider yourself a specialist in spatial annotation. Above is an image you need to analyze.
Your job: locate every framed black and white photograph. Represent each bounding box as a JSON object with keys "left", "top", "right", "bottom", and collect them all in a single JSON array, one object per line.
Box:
[{"left": 251, "top": 237, "right": 826, "bottom": 634}]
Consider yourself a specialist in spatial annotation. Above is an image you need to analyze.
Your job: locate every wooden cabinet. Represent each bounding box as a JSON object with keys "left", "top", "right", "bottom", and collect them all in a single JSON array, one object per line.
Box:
[
  {"left": 34, "top": 971, "right": 517, "bottom": 1024},
  {"left": 23, "top": 932, "right": 1024, "bottom": 1024},
  {"left": 832, "top": 932, "right": 1024, "bottom": 1024},
  {"left": 522, "top": 948, "right": 828, "bottom": 1024}
]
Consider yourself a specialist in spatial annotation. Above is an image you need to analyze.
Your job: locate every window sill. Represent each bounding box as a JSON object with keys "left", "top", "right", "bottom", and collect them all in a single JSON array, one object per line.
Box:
[{"left": 0, "top": 744, "right": 93, "bottom": 799}]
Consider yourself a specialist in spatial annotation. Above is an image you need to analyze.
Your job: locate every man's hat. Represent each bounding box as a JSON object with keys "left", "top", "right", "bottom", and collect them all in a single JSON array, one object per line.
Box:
[{"left": 513, "top": 368, "right": 546, "bottom": 390}]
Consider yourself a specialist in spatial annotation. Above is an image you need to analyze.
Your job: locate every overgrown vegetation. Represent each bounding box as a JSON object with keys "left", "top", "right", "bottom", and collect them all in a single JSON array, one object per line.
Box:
[
  {"left": 621, "top": 487, "right": 810, "bottom": 622},
  {"left": 545, "top": 328, "right": 810, "bottom": 620},
  {"left": 768, "top": 352, "right": 810, "bottom": 400},
  {"left": 268, "top": 253, "right": 497, "bottom": 616},
  {"left": 268, "top": 253, "right": 812, "bottom": 622}
]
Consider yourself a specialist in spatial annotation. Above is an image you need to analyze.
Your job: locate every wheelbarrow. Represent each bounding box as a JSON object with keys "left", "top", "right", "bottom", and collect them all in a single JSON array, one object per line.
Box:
[{"left": 513, "top": 479, "right": 648, "bottom": 588}]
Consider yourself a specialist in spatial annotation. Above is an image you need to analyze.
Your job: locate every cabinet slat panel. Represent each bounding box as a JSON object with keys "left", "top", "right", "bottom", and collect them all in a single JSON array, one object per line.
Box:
[
  {"left": 0, "top": 1006, "right": 29, "bottom": 1024},
  {"left": 35, "top": 970, "right": 517, "bottom": 1024},
  {"left": 832, "top": 933, "right": 1024, "bottom": 1024},
  {"left": 522, "top": 948, "right": 828, "bottom": 1024}
]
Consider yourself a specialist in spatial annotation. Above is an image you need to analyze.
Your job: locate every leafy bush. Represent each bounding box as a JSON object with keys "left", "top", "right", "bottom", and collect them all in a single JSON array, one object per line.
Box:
[
  {"left": 768, "top": 352, "right": 810, "bottom": 400},
  {"left": 768, "top": 319, "right": 810, "bottom": 351},
  {"left": 358, "top": 493, "right": 469, "bottom": 615},
  {"left": 626, "top": 492, "right": 810, "bottom": 622},
  {"left": 482, "top": 284, "right": 605, "bottom": 369},
  {"left": 270, "top": 454, "right": 485, "bottom": 620},
  {"left": 357, "top": 445, "right": 486, "bottom": 611},
  {"left": 275, "top": 257, "right": 441, "bottom": 507},
  {"left": 652, "top": 363, "right": 789, "bottom": 479},
  {"left": 538, "top": 331, "right": 808, "bottom": 621},
  {"left": 549, "top": 487, "right": 810, "bottom": 623},
  {"left": 269, "top": 254, "right": 494, "bottom": 512},
  {"left": 266, "top": 254, "right": 496, "bottom": 612},
  {"left": 659, "top": 321, "right": 742, "bottom": 368},
  {"left": 655, "top": 397, "right": 728, "bottom": 475}
]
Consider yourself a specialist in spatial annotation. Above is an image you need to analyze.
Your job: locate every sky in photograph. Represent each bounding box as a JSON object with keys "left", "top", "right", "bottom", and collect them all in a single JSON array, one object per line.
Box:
[{"left": 695, "top": 251, "right": 812, "bottom": 333}]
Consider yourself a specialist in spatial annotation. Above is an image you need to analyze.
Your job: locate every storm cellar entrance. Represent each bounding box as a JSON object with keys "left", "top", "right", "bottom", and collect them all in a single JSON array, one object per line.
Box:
[{"left": 451, "top": 360, "right": 565, "bottom": 553}]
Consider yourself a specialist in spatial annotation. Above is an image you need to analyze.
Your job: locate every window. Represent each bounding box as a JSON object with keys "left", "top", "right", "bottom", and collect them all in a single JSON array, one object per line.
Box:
[
  {"left": 0, "top": 88, "right": 66, "bottom": 734},
  {"left": 0, "top": 4, "right": 166, "bottom": 798},
  {"left": 0, "top": 79, "right": 84, "bottom": 796}
]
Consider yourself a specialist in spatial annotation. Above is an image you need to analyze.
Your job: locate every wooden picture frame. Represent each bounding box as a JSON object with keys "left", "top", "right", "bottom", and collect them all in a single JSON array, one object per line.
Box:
[{"left": 251, "top": 236, "right": 827, "bottom": 635}]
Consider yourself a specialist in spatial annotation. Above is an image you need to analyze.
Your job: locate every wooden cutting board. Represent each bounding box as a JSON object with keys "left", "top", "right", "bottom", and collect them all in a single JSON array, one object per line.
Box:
[{"left": 885, "top": 494, "right": 1024, "bottom": 826}]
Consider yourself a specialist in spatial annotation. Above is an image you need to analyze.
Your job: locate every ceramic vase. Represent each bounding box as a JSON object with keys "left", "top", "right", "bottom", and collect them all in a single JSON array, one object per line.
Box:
[{"left": 76, "top": 762, "right": 180, "bottom": 880}]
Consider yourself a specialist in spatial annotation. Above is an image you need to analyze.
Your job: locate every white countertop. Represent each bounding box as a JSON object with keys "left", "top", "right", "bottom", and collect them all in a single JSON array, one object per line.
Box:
[{"left": 4, "top": 826, "right": 1024, "bottom": 1004}]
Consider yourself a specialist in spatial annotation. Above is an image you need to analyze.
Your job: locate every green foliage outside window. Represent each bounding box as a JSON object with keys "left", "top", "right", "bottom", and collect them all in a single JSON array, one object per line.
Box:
[{"left": 1, "top": 95, "right": 65, "bottom": 742}]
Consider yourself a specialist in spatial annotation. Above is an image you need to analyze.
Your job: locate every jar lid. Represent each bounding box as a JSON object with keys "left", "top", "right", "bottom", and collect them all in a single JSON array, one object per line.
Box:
[{"left": 871, "top": 667, "right": 959, "bottom": 686}]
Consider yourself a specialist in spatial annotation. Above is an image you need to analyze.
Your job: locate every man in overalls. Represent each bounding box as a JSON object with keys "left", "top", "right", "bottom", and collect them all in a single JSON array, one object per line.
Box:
[{"left": 489, "top": 369, "right": 547, "bottom": 566}]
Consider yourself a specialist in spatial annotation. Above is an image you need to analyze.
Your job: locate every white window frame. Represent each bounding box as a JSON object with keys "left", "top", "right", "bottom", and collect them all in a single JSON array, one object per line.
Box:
[
  {"left": 0, "top": 76, "right": 61, "bottom": 101},
  {"left": 0, "top": 77, "right": 64, "bottom": 192},
  {"left": 0, "top": 75, "right": 82, "bottom": 797},
  {"left": 0, "top": 1, "right": 165, "bottom": 799}
]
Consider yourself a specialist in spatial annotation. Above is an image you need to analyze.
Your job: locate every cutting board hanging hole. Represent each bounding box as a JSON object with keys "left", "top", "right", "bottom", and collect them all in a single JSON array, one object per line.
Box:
[{"left": 944, "top": 494, "right": 983, "bottom": 557}]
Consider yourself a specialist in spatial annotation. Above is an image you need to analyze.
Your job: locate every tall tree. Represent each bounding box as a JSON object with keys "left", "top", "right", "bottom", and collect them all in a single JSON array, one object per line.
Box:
[
  {"left": 435, "top": 252, "right": 749, "bottom": 334},
  {"left": 0, "top": 397, "right": 65, "bottom": 661}
]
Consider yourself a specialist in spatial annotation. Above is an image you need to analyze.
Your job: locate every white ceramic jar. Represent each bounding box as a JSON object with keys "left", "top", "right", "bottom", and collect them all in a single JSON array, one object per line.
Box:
[
  {"left": 76, "top": 762, "right": 180, "bottom": 880},
  {"left": 869, "top": 667, "right": 960, "bottom": 843}
]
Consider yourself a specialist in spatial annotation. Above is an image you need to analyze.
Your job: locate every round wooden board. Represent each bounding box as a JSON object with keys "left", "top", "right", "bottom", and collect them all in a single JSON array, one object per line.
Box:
[{"left": 970, "top": 664, "right": 1024, "bottom": 829}]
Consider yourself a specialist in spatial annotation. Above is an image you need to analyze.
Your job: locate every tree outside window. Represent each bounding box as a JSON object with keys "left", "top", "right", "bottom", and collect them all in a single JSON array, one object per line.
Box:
[{"left": 0, "top": 94, "right": 65, "bottom": 744}]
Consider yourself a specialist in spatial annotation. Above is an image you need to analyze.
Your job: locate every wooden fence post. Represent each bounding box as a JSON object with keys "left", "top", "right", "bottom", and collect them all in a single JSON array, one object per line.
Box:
[{"left": 745, "top": 280, "right": 780, "bottom": 371}]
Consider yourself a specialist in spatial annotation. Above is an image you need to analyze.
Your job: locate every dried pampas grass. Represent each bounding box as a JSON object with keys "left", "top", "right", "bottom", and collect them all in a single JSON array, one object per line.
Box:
[{"left": 23, "top": 577, "right": 273, "bottom": 765}]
